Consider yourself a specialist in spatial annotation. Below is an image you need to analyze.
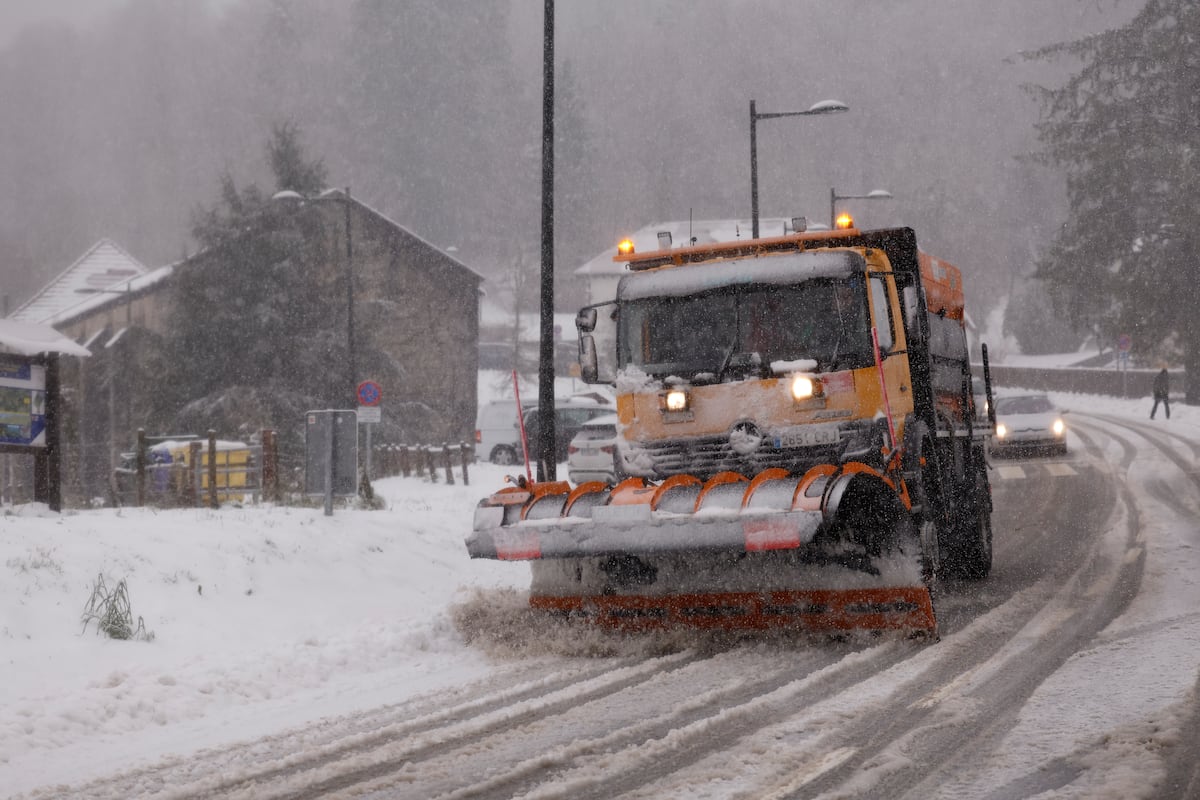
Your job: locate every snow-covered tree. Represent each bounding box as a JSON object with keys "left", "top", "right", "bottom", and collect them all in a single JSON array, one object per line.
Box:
[
  {"left": 156, "top": 123, "right": 340, "bottom": 443},
  {"left": 1027, "top": 0, "right": 1200, "bottom": 399}
]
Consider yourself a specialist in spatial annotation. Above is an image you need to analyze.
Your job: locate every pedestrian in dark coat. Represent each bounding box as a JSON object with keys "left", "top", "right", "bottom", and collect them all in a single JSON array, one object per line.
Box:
[{"left": 1151, "top": 368, "right": 1170, "bottom": 419}]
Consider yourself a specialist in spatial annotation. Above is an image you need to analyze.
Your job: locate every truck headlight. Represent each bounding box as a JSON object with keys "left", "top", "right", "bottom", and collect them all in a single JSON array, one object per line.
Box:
[
  {"left": 995, "top": 423, "right": 1007, "bottom": 439},
  {"left": 791, "top": 375, "right": 815, "bottom": 400},
  {"left": 1052, "top": 418, "right": 1065, "bottom": 436},
  {"left": 665, "top": 389, "right": 689, "bottom": 411}
]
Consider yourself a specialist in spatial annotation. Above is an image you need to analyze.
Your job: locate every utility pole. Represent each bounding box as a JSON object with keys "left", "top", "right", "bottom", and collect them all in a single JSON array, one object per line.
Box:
[{"left": 537, "top": 0, "right": 557, "bottom": 482}]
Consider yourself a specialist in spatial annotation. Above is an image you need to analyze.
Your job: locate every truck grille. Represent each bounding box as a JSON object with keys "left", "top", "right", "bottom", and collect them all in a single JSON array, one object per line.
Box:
[{"left": 625, "top": 434, "right": 844, "bottom": 481}]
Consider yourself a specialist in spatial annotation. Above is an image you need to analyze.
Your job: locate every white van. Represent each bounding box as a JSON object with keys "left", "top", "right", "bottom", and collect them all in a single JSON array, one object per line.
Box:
[
  {"left": 475, "top": 394, "right": 615, "bottom": 465},
  {"left": 475, "top": 399, "right": 525, "bottom": 464}
]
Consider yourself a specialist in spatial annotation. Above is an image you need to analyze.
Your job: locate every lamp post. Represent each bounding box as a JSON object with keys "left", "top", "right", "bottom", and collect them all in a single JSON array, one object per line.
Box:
[
  {"left": 830, "top": 187, "right": 892, "bottom": 229},
  {"left": 749, "top": 98, "right": 848, "bottom": 239},
  {"left": 538, "top": 0, "right": 556, "bottom": 482},
  {"left": 272, "top": 187, "right": 356, "bottom": 408}
]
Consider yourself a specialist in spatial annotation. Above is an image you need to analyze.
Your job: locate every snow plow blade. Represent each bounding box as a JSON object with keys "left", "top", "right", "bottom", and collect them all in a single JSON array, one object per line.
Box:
[{"left": 466, "top": 467, "right": 937, "bottom": 637}]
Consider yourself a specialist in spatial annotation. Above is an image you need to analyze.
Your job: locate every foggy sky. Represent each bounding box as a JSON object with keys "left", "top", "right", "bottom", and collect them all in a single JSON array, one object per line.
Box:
[{"left": 0, "top": 0, "right": 1139, "bottom": 317}]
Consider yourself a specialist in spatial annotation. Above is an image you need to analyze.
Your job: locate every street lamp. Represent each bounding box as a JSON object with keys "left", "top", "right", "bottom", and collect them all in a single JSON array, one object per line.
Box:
[
  {"left": 749, "top": 98, "right": 849, "bottom": 239},
  {"left": 272, "top": 187, "right": 356, "bottom": 408},
  {"left": 830, "top": 187, "right": 892, "bottom": 229}
]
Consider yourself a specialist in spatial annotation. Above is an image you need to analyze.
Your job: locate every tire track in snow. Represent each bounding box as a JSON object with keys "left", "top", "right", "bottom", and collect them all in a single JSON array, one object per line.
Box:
[
  {"left": 34, "top": 654, "right": 665, "bottom": 800},
  {"left": 849, "top": 419, "right": 1177, "bottom": 800},
  {"left": 599, "top": 518, "right": 1125, "bottom": 800},
  {"left": 418, "top": 643, "right": 902, "bottom": 800},
  {"left": 225, "top": 648, "right": 709, "bottom": 800},
  {"left": 671, "top": 426, "right": 1137, "bottom": 799}
]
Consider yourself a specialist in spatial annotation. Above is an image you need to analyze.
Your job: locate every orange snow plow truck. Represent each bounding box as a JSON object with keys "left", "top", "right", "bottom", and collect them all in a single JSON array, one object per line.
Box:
[{"left": 467, "top": 225, "right": 993, "bottom": 638}]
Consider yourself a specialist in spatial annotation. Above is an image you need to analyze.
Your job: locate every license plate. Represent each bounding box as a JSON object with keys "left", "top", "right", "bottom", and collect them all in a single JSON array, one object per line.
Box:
[{"left": 774, "top": 424, "right": 840, "bottom": 449}]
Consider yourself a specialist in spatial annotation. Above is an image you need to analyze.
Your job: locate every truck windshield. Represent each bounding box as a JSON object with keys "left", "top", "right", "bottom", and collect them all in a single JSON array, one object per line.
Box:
[{"left": 618, "top": 278, "right": 873, "bottom": 378}]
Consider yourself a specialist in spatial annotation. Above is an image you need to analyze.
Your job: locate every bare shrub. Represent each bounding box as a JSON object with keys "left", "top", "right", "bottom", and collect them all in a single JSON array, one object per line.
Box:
[{"left": 81, "top": 574, "right": 154, "bottom": 641}]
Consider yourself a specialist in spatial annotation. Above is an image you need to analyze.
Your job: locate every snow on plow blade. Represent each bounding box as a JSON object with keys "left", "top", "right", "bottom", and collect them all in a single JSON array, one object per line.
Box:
[
  {"left": 466, "top": 467, "right": 937, "bottom": 636},
  {"left": 467, "top": 469, "right": 829, "bottom": 561}
]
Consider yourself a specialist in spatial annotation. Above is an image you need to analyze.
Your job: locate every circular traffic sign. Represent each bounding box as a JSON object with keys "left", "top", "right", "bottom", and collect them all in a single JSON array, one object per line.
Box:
[{"left": 356, "top": 380, "right": 382, "bottom": 407}]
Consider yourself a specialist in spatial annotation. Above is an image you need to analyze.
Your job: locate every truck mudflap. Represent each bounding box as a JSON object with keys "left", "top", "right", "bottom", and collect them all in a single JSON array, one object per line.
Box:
[{"left": 466, "top": 465, "right": 937, "bottom": 637}]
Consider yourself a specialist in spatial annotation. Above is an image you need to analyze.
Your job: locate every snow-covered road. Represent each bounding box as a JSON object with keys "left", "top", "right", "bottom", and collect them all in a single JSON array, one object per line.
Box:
[{"left": 4, "top": 397, "right": 1199, "bottom": 799}]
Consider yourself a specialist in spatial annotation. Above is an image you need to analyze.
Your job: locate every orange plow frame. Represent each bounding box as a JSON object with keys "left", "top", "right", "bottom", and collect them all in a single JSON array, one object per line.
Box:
[{"left": 529, "top": 585, "right": 936, "bottom": 635}]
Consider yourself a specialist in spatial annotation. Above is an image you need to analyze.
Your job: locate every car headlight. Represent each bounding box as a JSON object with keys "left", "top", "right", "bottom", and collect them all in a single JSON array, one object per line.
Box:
[
  {"left": 1052, "top": 418, "right": 1065, "bottom": 436},
  {"left": 665, "top": 389, "right": 689, "bottom": 411},
  {"left": 791, "top": 375, "right": 815, "bottom": 401},
  {"left": 995, "top": 422, "right": 1007, "bottom": 439}
]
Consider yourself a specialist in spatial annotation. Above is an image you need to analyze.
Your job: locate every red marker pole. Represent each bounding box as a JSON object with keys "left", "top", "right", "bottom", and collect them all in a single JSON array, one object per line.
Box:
[{"left": 512, "top": 370, "right": 533, "bottom": 485}]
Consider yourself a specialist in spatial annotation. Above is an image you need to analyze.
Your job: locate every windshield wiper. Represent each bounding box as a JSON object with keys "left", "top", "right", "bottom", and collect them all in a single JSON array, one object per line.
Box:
[{"left": 715, "top": 335, "right": 740, "bottom": 383}]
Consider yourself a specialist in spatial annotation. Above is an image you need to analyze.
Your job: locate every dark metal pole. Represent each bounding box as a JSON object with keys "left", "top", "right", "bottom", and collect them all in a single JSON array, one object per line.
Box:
[
  {"left": 35, "top": 355, "right": 62, "bottom": 511},
  {"left": 124, "top": 285, "right": 132, "bottom": 448},
  {"left": 343, "top": 187, "right": 356, "bottom": 409},
  {"left": 830, "top": 187, "right": 837, "bottom": 229},
  {"left": 750, "top": 99, "right": 759, "bottom": 239},
  {"left": 537, "top": 0, "right": 556, "bottom": 482}
]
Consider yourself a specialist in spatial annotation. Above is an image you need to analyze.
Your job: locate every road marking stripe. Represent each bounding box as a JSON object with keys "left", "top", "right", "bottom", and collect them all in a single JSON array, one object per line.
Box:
[
  {"left": 997, "top": 466, "right": 1026, "bottom": 480},
  {"left": 1045, "top": 463, "right": 1076, "bottom": 476}
]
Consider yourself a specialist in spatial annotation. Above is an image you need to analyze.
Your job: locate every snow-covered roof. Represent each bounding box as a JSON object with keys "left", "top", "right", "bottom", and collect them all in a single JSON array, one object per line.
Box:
[
  {"left": 8, "top": 239, "right": 147, "bottom": 325},
  {"left": 0, "top": 319, "right": 91, "bottom": 357},
  {"left": 40, "top": 262, "right": 178, "bottom": 329},
  {"left": 574, "top": 218, "right": 816, "bottom": 278}
]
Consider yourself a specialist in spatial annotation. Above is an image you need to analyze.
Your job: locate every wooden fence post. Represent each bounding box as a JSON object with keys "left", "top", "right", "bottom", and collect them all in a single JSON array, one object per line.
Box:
[
  {"left": 442, "top": 443, "right": 454, "bottom": 485},
  {"left": 135, "top": 428, "right": 147, "bottom": 507},
  {"left": 261, "top": 428, "right": 278, "bottom": 502},
  {"left": 460, "top": 442, "right": 470, "bottom": 486},
  {"left": 207, "top": 429, "right": 218, "bottom": 509},
  {"left": 400, "top": 444, "right": 411, "bottom": 477},
  {"left": 425, "top": 447, "right": 437, "bottom": 482},
  {"left": 188, "top": 441, "right": 202, "bottom": 507}
]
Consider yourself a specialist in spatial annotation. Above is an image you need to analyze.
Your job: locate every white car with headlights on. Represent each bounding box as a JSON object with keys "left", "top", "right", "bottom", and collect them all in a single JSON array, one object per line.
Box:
[{"left": 990, "top": 392, "right": 1068, "bottom": 456}]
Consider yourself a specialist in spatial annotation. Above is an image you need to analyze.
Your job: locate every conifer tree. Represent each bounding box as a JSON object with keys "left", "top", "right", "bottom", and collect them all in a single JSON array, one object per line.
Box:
[
  {"left": 155, "top": 122, "right": 340, "bottom": 439},
  {"left": 1027, "top": 0, "right": 1200, "bottom": 399}
]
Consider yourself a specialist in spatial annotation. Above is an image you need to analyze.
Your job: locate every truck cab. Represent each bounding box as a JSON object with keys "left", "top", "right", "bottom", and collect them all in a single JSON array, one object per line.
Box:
[{"left": 577, "top": 230, "right": 955, "bottom": 482}]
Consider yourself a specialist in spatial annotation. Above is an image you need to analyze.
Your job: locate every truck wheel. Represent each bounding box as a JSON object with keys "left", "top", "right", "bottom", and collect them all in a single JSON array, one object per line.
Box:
[
  {"left": 944, "top": 470, "right": 992, "bottom": 579},
  {"left": 490, "top": 446, "right": 518, "bottom": 465}
]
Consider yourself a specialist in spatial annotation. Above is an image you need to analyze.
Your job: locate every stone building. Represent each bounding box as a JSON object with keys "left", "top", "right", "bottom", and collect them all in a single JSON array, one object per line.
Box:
[{"left": 10, "top": 193, "right": 482, "bottom": 503}]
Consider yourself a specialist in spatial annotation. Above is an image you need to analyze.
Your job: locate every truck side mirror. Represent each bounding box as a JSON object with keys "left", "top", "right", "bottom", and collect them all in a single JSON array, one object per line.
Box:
[
  {"left": 579, "top": 335, "right": 599, "bottom": 383},
  {"left": 577, "top": 307, "right": 597, "bottom": 334}
]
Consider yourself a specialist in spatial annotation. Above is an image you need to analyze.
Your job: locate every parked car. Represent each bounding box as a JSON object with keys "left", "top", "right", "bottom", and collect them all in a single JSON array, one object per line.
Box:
[
  {"left": 990, "top": 392, "right": 1068, "bottom": 456},
  {"left": 567, "top": 413, "right": 623, "bottom": 484},
  {"left": 522, "top": 398, "right": 616, "bottom": 464},
  {"left": 476, "top": 395, "right": 614, "bottom": 465}
]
